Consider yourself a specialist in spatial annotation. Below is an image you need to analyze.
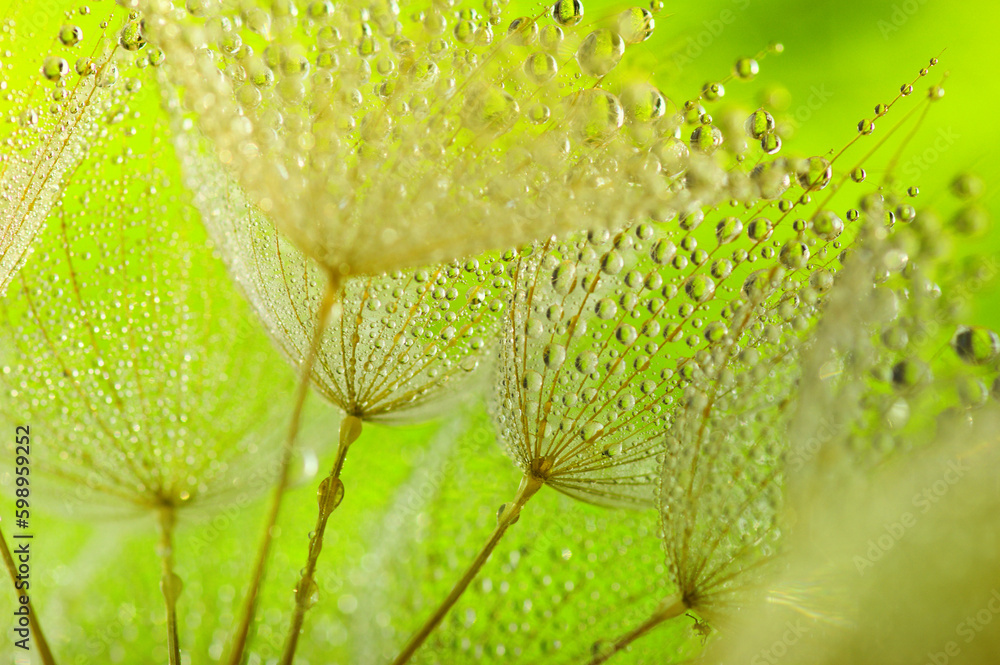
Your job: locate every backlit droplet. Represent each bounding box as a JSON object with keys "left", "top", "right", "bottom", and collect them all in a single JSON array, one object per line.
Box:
[
  {"left": 463, "top": 86, "right": 519, "bottom": 134},
  {"left": 543, "top": 343, "right": 566, "bottom": 369},
  {"left": 621, "top": 83, "right": 666, "bottom": 123},
  {"left": 779, "top": 241, "right": 810, "bottom": 269},
  {"left": 797, "top": 156, "right": 832, "bottom": 190},
  {"left": 119, "top": 21, "right": 146, "bottom": 51},
  {"left": 297, "top": 577, "right": 320, "bottom": 609}
]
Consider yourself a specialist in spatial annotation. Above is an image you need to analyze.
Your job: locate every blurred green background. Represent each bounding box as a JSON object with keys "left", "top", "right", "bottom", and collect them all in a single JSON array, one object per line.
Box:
[{"left": 0, "top": 0, "right": 997, "bottom": 663}]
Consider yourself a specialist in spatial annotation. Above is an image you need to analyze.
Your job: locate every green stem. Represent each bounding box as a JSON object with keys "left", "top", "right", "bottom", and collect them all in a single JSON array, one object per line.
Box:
[
  {"left": 158, "top": 506, "right": 182, "bottom": 665},
  {"left": 587, "top": 596, "right": 689, "bottom": 665},
  {"left": 389, "top": 473, "right": 544, "bottom": 665},
  {"left": 280, "top": 415, "right": 363, "bottom": 665},
  {"left": 225, "top": 272, "right": 342, "bottom": 665},
  {"left": 0, "top": 522, "right": 56, "bottom": 665}
]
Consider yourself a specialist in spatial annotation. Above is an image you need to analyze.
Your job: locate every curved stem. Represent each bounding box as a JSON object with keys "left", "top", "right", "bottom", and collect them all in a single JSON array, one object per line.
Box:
[
  {"left": 0, "top": 523, "right": 56, "bottom": 665},
  {"left": 280, "top": 415, "right": 363, "bottom": 664},
  {"left": 158, "top": 506, "right": 181, "bottom": 665},
  {"left": 587, "top": 596, "right": 689, "bottom": 665},
  {"left": 389, "top": 473, "right": 544, "bottom": 665},
  {"left": 225, "top": 272, "right": 342, "bottom": 665}
]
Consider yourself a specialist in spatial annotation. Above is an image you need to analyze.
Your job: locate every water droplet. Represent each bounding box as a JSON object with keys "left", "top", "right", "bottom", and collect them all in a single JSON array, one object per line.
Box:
[
  {"left": 621, "top": 83, "right": 666, "bottom": 123},
  {"left": 595, "top": 298, "right": 618, "bottom": 320},
  {"left": 797, "top": 156, "right": 832, "bottom": 190},
  {"left": 745, "top": 109, "right": 775, "bottom": 139},
  {"left": 575, "top": 351, "right": 599, "bottom": 374},
  {"left": 690, "top": 124, "right": 723, "bottom": 153},
  {"left": 600, "top": 249, "right": 624, "bottom": 274},
  {"left": 507, "top": 17, "right": 539, "bottom": 45},
  {"left": 297, "top": 577, "right": 320, "bottom": 608},
  {"left": 617, "top": 7, "right": 655, "bottom": 44},
  {"left": 811, "top": 210, "right": 844, "bottom": 241},
  {"left": 551, "top": 261, "right": 577, "bottom": 295},
  {"left": 779, "top": 241, "right": 809, "bottom": 269},
  {"left": 42, "top": 57, "right": 70, "bottom": 82},
  {"left": 524, "top": 51, "right": 558, "bottom": 84},
  {"left": 684, "top": 275, "right": 716, "bottom": 303},
  {"left": 733, "top": 57, "right": 759, "bottom": 80},
  {"left": 317, "top": 476, "right": 345, "bottom": 515},
  {"left": 543, "top": 343, "right": 566, "bottom": 369},
  {"left": 951, "top": 326, "right": 1000, "bottom": 365},
  {"left": 747, "top": 217, "right": 773, "bottom": 241},
  {"left": 571, "top": 89, "right": 624, "bottom": 143},
  {"left": 715, "top": 217, "right": 743, "bottom": 244},
  {"left": 576, "top": 29, "right": 624, "bottom": 77},
  {"left": 552, "top": 0, "right": 584, "bottom": 26},
  {"left": 119, "top": 21, "right": 146, "bottom": 51},
  {"left": 463, "top": 86, "right": 519, "bottom": 134},
  {"left": 760, "top": 133, "right": 781, "bottom": 154},
  {"left": 59, "top": 24, "right": 83, "bottom": 47}
]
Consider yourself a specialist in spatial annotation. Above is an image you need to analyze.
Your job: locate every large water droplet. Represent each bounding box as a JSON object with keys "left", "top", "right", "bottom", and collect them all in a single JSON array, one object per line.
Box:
[{"left": 576, "top": 29, "right": 624, "bottom": 77}]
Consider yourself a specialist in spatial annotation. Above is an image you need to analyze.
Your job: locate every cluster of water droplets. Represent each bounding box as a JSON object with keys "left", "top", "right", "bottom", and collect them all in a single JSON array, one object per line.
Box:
[
  {"left": 0, "top": 2, "right": 151, "bottom": 293},
  {"left": 784, "top": 188, "right": 999, "bottom": 478},
  {"left": 491, "top": 150, "right": 855, "bottom": 511},
  {"left": 130, "top": 0, "right": 791, "bottom": 282}
]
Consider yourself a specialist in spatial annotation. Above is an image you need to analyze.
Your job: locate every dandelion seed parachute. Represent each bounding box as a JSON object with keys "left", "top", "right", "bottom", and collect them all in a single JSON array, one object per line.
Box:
[{"left": 0, "top": 97, "right": 300, "bottom": 663}]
